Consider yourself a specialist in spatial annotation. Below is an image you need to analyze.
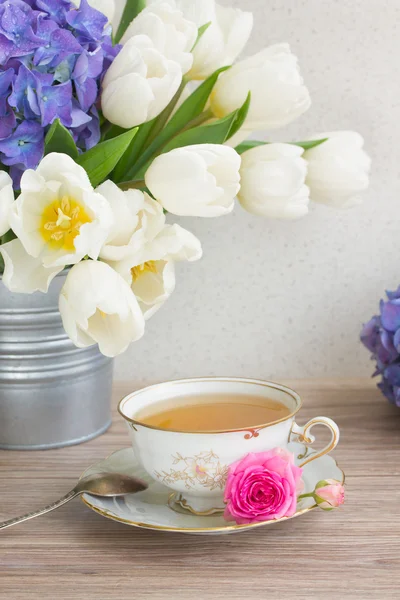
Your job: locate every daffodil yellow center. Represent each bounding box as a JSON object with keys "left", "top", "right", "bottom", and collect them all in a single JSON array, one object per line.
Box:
[
  {"left": 131, "top": 261, "right": 157, "bottom": 281},
  {"left": 40, "top": 196, "right": 92, "bottom": 251}
]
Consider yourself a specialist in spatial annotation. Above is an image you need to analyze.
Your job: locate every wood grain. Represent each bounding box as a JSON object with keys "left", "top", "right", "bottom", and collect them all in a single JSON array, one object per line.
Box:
[{"left": 1, "top": 379, "right": 400, "bottom": 600}]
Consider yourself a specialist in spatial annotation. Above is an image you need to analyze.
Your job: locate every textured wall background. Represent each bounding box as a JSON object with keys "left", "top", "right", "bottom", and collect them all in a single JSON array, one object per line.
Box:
[{"left": 115, "top": 0, "right": 399, "bottom": 382}]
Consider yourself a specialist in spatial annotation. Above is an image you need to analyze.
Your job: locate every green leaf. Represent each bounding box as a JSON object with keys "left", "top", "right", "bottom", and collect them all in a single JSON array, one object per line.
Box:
[
  {"left": 125, "top": 66, "right": 230, "bottom": 180},
  {"left": 111, "top": 120, "right": 155, "bottom": 183},
  {"left": 235, "top": 140, "right": 267, "bottom": 154},
  {"left": 235, "top": 137, "right": 329, "bottom": 155},
  {"left": 158, "top": 95, "right": 250, "bottom": 152},
  {"left": 114, "top": 0, "right": 146, "bottom": 43},
  {"left": 225, "top": 91, "right": 251, "bottom": 140},
  {"left": 44, "top": 119, "right": 79, "bottom": 160},
  {"left": 192, "top": 22, "right": 211, "bottom": 51},
  {"left": 103, "top": 124, "right": 127, "bottom": 141},
  {"left": 77, "top": 128, "right": 138, "bottom": 187},
  {"left": 125, "top": 100, "right": 248, "bottom": 182},
  {"left": 293, "top": 138, "right": 328, "bottom": 150},
  {"left": 0, "top": 230, "right": 16, "bottom": 245}
]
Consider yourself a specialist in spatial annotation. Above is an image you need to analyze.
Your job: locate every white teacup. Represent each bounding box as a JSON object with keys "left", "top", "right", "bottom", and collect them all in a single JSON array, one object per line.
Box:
[{"left": 118, "top": 377, "right": 340, "bottom": 515}]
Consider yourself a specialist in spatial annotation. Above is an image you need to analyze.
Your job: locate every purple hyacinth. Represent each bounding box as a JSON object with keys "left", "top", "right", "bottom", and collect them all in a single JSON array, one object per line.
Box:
[
  {"left": 361, "top": 285, "right": 400, "bottom": 407},
  {"left": 0, "top": 0, "right": 121, "bottom": 186}
]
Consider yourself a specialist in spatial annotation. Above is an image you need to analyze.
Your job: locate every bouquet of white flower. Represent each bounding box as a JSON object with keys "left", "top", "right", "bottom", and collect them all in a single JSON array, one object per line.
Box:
[{"left": 0, "top": 0, "right": 371, "bottom": 358}]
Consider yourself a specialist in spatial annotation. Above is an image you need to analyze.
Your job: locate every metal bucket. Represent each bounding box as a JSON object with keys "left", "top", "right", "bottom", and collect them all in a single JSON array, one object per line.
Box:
[{"left": 0, "top": 271, "right": 113, "bottom": 450}]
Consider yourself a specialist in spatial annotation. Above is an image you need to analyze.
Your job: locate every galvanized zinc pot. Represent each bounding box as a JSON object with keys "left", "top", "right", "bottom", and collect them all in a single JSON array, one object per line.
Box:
[{"left": 0, "top": 271, "right": 113, "bottom": 450}]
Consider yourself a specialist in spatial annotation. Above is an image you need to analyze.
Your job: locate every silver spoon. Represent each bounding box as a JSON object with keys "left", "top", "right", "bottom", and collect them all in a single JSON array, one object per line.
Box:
[{"left": 0, "top": 473, "right": 148, "bottom": 531}]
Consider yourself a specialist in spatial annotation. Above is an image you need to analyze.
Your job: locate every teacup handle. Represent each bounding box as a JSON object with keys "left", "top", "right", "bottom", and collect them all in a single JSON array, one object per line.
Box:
[{"left": 290, "top": 417, "right": 340, "bottom": 467}]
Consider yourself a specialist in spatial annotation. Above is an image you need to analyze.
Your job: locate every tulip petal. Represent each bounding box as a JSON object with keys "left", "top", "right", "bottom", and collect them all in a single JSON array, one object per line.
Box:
[{"left": 0, "top": 238, "right": 63, "bottom": 293}]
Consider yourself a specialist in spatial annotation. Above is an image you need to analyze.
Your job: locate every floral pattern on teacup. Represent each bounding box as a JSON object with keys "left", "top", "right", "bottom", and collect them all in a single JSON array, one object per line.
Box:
[{"left": 154, "top": 450, "right": 228, "bottom": 491}]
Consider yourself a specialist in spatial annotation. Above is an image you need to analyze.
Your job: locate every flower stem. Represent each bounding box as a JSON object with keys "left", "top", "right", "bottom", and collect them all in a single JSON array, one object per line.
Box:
[
  {"left": 141, "top": 80, "right": 187, "bottom": 149},
  {"left": 181, "top": 107, "right": 214, "bottom": 132},
  {"left": 297, "top": 492, "right": 315, "bottom": 500}
]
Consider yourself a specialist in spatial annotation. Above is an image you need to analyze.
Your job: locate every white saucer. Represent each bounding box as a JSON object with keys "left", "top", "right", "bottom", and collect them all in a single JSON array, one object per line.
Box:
[{"left": 81, "top": 443, "right": 344, "bottom": 535}]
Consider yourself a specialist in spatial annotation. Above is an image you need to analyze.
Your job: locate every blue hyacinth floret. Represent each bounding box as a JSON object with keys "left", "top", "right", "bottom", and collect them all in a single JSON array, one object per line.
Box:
[
  {"left": 0, "top": 0, "right": 119, "bottom": 186},
  {"left": 361, "top": 286, "right": 400, "bottom": 406}
]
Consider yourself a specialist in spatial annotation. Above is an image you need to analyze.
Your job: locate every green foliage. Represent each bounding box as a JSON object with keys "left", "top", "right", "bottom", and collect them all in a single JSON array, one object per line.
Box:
[
  {"left": 192, "top": 22, "right": 211, "bottom": 50},
  {"left": 128, "top": 94, "right": 250, "bottom": 181},
  {"left": 111, "top": 120, "right": 155, "bottom": 183},
  {"left": 44, "top": 119, "right": 79, "bottom": 160},
  {"left": 77, "top": 128, "right": 138, "bottom": 187},
  {"left": 293, "top": 138, "right": 329, "bottom": 150},
  {"left": 235, "top": 138, "right": 329, "bottom": 155},
  {"left": 235, "top": 140, "right": 267, "bottom": 154},
  {"left": 124, "top": 67, "right": 230, "bottom": 180},
  {"left": 114, "top": 0, "right": 146, "bottom": 43}
]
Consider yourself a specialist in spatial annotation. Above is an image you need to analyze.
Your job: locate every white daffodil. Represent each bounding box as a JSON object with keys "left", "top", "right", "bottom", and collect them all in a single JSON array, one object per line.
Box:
[
  {"left": 0, "top": 171, "right": 14, "bottom": 237},
  {"left": 59, "top": 260, "right": 145, "bottom": 357},
  {"left": 97, "top": 180, "right": 165, "bottom": 262},
  {"left": 238, "top": 143, "right": 310, "bottom": 219},
  {"left": 145, "top": 144, "right": 241, "bottom": 217},
  {"left": 71, "top": 0, "right": 116, "bottom": 23},
  {"left": 304, "top": 131, "right": 371, "bottom": 208},
  {"left": 0, "top": 239, "right": 63, "bottom": 294},
  {"left": 9, "top": 153, "right": 112, "bottom": 270},
  {"left": 121, "top": 2, "right": 197, "bottom": 74},
  {"left": 111, "top": 223, "right": 202, "bottom": 319},
  {"left": 210, "top": 43, "right": 311, "bottom": 130},
  {"left": 101, "top": 34, "right": 182, "bottom": 128}
]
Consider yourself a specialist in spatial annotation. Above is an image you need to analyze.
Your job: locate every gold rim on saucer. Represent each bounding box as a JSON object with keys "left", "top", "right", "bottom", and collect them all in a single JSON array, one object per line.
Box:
[{"left": 80, "top": 448, "right": 345, "bottom": 534}]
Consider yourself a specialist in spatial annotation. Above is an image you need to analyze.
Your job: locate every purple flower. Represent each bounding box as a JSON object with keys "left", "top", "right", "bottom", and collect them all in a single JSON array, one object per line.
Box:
[
  {"left": 73, "top": 47, "right": 103, "bottom": 111},
  {"left": 0, "top": 0, "right": 120, "bottom": 183},
  {"left": 8, "top": 63, "right": 43, "bottom": 118},
  {"left": 39, "top": 80, "right": 73, "bottom": 127},
  {"left": 0, "top": 1, "right": 43, "bottom": 60},
  {"left": 34, "top": 16, "right": 83, "bottom": 67},
  {"left": 66, "top": 0, "right": 108, "bottom": 43},
  {"left": 361, "top": 286, "right": 400, "bottom": 407},
  {"left": 0, "top": 120, "right": 44, "bottom": 169}
]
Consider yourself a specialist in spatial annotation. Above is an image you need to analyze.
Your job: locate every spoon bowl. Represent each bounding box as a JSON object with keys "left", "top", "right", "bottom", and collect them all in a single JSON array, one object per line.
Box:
[
  {"left": 1, "top": 472, "right": 148, "bottom": 531},
  {"left": 77, "top": 473, "right": 148, "bottom": 497}
]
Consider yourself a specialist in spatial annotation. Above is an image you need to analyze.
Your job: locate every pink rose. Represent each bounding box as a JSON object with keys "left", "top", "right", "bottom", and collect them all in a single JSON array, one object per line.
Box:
[
  {"left": 314, "top": 479, "right": 345, "bottom": 510},
  {"left": 223, "top": 448, "right": 303, "bottom": 525}
]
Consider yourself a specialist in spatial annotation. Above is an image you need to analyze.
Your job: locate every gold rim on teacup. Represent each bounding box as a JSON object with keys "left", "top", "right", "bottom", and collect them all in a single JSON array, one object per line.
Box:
[{"left": 118, "top": 376, "right": 303, "bottom": 435}]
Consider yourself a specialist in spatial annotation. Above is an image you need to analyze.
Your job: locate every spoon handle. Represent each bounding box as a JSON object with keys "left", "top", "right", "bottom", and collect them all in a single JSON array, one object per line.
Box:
[{"left": 0, "top": 489, "right": 79, "bottom": 531}]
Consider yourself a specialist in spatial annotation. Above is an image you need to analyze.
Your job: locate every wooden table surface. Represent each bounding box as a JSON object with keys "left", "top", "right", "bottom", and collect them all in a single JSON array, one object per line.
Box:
[{"left": 1, "top": 379, "right": 399, "bottom": 600}]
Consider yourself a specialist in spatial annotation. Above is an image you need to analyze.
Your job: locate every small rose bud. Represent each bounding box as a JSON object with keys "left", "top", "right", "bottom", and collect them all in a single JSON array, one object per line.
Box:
[{"left": 314, "top": 479, "right": 345, "bottom": 511}]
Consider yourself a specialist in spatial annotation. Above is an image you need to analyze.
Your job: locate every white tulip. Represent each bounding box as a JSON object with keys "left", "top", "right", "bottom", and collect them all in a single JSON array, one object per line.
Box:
[
  {"left": 0, "top": 239, "right": 63, "bottom": 294},
  {"left": 145, "top": 144, "right": 241, "bottom": 217},
  {"left": 111, "top": 223, "right": 202, "bottom": 318},
  {"left": 190, "top": 3, "right": 253, "bottom": 80},
  {"left": 9, "top": 153, "right": 112, "bottom": 269},
  {"left": 0, "top": 171, "right": 14, "bottom": 237},
  {"left": 210, "top": 44, "right": 311, "bottom": 130},
  {"left": 304, "top": 131, "right": 371, "bottom": 208},
  {"left": 121, "top": 2, "right": 197, "bottom": 75},
  {"left": 97, "top": 180, "right": 165, "bottom": 262},
  {"left": 238, "top": 143, "right": 310, "bottom": 220},
  {"left": 101, "top": 34, "right": 182, "bottom": 128},
  {"left": 71, "top": 0, "right": 115, "bottom": 23},
  {"left": 59, "top": 260, "right": 145, "bottom": 357},
  {"left": 152, "top": 0, "right": 253, "bottom": 80}
]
